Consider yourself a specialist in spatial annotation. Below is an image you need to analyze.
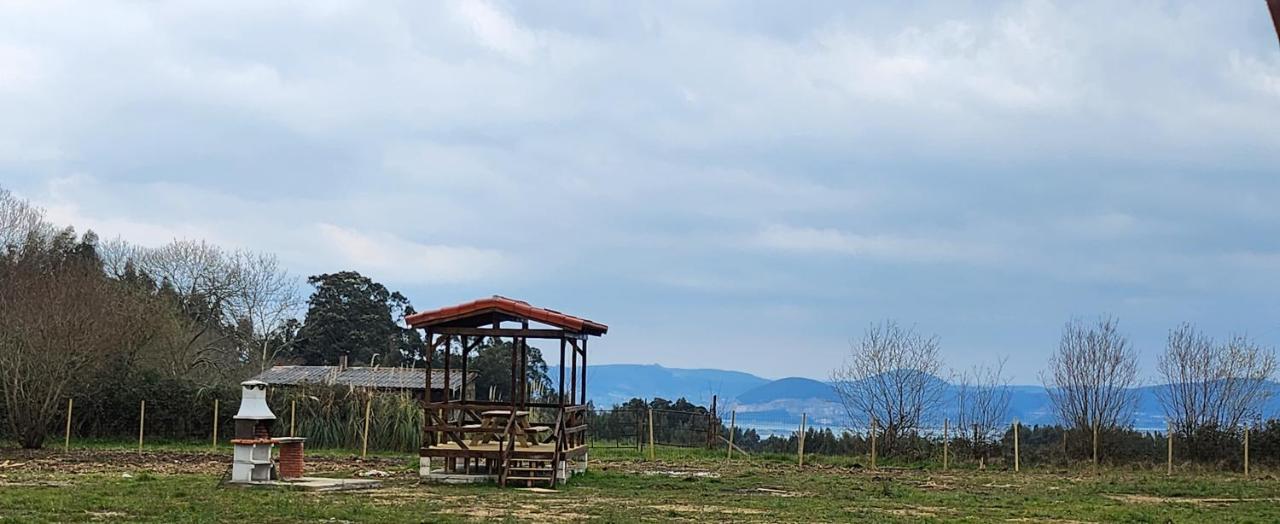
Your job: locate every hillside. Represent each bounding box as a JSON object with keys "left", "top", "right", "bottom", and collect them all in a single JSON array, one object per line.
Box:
[
  {"left": 735, "top": 377, "right": 838, "bottom": 404},
  {"left": 572, "top": 364, "right": 1280, "bottom": 433},
  {"left": 547, "top": 364, "right": 768, "bottom": 408}
]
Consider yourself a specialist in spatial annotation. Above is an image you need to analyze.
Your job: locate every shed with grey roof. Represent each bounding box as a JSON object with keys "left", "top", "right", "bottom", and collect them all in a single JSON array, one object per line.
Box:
[{"left": 252, "top": 365, "right": 476, "bottom": 401}]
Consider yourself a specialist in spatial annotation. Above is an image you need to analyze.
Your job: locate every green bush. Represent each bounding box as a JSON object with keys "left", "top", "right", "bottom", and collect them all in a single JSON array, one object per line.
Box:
[
  {"left": 62, "top": 370, "right": 237, "bottom": 441},
  {"left": 269, "top": 385, "right": 422, "bottom": 453},
  {"left": 16, "top": 373, "right": 422, "bottom": 453}
]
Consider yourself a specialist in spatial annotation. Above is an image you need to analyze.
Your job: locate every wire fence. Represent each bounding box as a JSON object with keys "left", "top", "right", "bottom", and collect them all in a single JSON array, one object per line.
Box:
[
  {"left": 595, "top": 406, "right": 1280, "bottom": 474},
  {"left": 4, "top": 385, "right": 424, "bottom": 456},
  {"left": 587, "top": 408, "right": 719, "bottom": 449},
  {"left": 11, "top": 393, "right": 1280, "bottom": 476}
]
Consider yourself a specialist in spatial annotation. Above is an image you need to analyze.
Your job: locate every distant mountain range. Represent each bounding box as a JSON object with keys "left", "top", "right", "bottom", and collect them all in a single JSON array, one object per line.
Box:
[
  {"left": 555, "top": 364, "right": 1280, "bottom": 433},
  {"left": 548, "top": 363, "right": 766, "bottom": 407}
]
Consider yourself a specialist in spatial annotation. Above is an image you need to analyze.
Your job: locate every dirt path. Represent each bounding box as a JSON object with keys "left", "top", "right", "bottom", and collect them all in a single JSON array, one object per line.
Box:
[{"left": 0, "top": 447, "right": 411, "bottom": 478}]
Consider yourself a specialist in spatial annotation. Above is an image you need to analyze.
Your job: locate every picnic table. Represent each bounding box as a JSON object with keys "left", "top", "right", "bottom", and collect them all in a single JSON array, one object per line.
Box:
[{"left": 468, "top": 410, "right": 550, "bottom": 446}]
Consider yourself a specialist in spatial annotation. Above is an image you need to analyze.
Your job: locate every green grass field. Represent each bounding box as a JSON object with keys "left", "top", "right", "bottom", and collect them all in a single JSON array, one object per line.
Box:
[{"left": 1, "top": 442, "right": 1277, "bottom": 522}]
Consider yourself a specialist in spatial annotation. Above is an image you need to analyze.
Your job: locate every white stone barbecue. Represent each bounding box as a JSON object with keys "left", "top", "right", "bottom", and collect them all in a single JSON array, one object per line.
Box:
[{"left": 229, "top": 380, "right": 275, "bottom": 483}]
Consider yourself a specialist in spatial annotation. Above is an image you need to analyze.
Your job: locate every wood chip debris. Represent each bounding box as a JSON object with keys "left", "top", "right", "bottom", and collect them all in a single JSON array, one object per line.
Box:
[{"left": 643, "top": 470, "right": 720, "bottom": 479}]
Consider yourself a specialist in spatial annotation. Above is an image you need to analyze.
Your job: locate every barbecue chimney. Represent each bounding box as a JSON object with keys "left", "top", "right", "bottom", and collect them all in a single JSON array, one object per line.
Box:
[
  {"left": 233, "top": 380, "right": 275, "bottom": 440},
  {"left": 235, "top": 380, "right": 275, "bottom": 420}
]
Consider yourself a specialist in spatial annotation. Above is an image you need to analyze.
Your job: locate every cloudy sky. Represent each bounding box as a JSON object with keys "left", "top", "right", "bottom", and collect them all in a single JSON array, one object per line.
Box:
[{"left": 3, "top": 1, "right": 1279, "bottom": 382}]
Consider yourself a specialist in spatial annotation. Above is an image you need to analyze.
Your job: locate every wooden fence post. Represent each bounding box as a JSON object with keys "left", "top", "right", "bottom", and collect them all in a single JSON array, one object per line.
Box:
[
  {"left": 973, "top": 423, "right": 980, "bottom": 468},
  {"left": 797, "top": 413, "right": 807, "bottom": 466},
  {"left": 1166, "top": 421, "right": 1173, "bottom": 476},
  {"left": 290, "top": 400, "right": 297, "bottom": 437},
  {"left": 636, "top": 411, "right": 644, "bottom": 451},
  {"left": 708, "top": 395, "right": 718, "bottom": 450},
  {"left": 942, "top": 418, "right": 949, "bottom": 471},
  {"left": 138, "top": 400, "right": 146, "bottom": 454},
  {"left": 212, "top": 399, "right": 219, "bottom": 449},
  {"left": 1244, "top": 426, "right": 1250, "bottom": 478},
  {"left": 870, "top": 417, "right": 878, "bottom": 470},
  {"left": 726, "top": 410, "right": 736, "bottom": 460},
  {"left": 1013, "top": 420, "right": 1020, "bottom": 473},
  {"left": 1091, "top": 421, "right": 1099, "bottom": 472},
  {"left": 361, "top": 396, "right": 372, "bottom": 459},
  {"left": 64, "top": 398, "right": 74, "bottom": 453},
  {"left": 648, "top": 408, "right": 656, "bottom": 461}
]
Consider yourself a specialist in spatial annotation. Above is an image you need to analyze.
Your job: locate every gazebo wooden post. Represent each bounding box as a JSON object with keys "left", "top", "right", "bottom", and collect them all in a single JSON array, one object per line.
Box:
[
  {"left": 424, "top": 328, "right": 434, "bottom": 447},
  {"left": 444, "top": 335, "right": 455, "bottom": 470},
  {"left": 515, "top": 336, "right": 522, "bottom": 408},
  {"left": 506, "top": 319, "right": 517, "bottom": 411},
  {"left": 443, "top": 336, "right": 451, "bottom": 404},
  {"left": 520, "top": 319, "right": 530, "bottom": 408},
  {"left": 558, "top": 337, "right": 566, "bottom": 407},
  {"left": 461, "top": 336, "right": 469, "bottom": 402},
  {"left": 580, "top": 338, "right": 588, "bottom": 406},
  {"left": 570, "top": 341, "right": 577, "bottom": 406}
]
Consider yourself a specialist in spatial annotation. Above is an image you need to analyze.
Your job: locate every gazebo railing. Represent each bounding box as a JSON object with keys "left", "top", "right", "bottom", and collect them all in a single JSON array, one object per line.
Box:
[{"left": 421, "top": 401, "right": 589, "bottom": 449}]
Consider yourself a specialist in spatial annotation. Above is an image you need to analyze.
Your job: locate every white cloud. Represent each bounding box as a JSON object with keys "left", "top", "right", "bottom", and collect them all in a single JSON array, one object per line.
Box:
[
  {"left": 316, "top": 223, "right": 507, "bottom": 285},
  {"left": 452, "top": 0, "right": 538, "bottom": 62},
  {"left": 2, "top": 1, "right": 1280, "bottom": 380},
  {"left": 34, "top": 176, "right": 231, "bottom": 247},
  {"left": 1229, "top": 51, "right": 1280, "bottom": 98},
  {"left": 752, "top": 224, "right": 1003, "bottom": 264},
  {"left": 1052, "top": 213, "right": 1145, "bottom": 240},
  {"left": 0, "top": 43, "right": 46, "bottom": 93}
]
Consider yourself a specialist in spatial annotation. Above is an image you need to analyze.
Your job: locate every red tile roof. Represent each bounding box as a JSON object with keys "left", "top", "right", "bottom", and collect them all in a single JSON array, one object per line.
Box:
[{"left": 405, "top": 295, "right": 608, "bottom": 336}]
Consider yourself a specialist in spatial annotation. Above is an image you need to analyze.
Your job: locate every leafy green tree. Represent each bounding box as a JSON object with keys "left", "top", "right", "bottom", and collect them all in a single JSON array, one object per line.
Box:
[
  {"left": 467, "top": 338, "right": 553, "bottom": 401},
  {"left": 291, "top": 271, "right": 422, "bottom": 366}
]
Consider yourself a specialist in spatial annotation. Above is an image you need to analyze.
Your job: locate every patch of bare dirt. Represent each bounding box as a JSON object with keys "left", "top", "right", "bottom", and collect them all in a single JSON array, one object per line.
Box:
[
  {"left": 882, "top": 507, "right": 941, "bottom": 518},
  {"left": 649, "top": 503, "right": 768, "bottom": 516},
  {"left": 1104, "top": 494, "right": 1280, "bottom": 506},
  {"left": 737, "top": 487, "right": 802, "bottom": 497},
  {"left": 0, "top": 448, "right": 224, "bottom": 475},
  {"left": 435, "top": 503, "right": 588, "bottom": 522},
  {"left": 0, "top": 447, "right": 411, "bottom": 479},
  {"left": 643, "top": 469, "right": 720, "bottom": 479},
  {"left": 0, "top": 476, "right": 73, "bottom": 487},
  {"left": 920, "top": 479, "right": 953, "bottom": 490},
  {"left": 350, "top": 485, "right": 428, "bottom": 506}
]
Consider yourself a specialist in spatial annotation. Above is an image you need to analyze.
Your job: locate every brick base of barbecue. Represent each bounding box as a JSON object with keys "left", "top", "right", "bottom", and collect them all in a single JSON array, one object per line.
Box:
[{"left": 276, "top": 439, "right": 305, "bottom": 479}]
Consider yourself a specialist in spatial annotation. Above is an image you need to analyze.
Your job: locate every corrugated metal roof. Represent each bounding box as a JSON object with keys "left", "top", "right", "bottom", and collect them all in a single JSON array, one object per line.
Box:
[
  {"left": 252, "top": 366, "right": 472, "bottom": 391},
  {"left": 404, "top": 295, "right": 608, "bottom": 336}
]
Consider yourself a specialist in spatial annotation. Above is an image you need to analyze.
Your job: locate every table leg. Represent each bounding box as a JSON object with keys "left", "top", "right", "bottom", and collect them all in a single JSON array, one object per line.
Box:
[{"left": 473, "top": 419, "right": 492, "bottom": 446}]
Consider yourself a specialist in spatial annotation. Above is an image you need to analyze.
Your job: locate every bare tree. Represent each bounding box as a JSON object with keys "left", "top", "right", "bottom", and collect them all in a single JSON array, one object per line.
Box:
[
  {"left": 1158, "top": 323, "right": 1276, "bottom": 438},
  {"left": 138, "top": 239, "right": 242, "bottom": 315},
  {"left": 0, "top": 189, "right": 303, "bottom": 445},
  {"left": 131, "top": 240, "right": 245, "bottom": 379},
  {"left": 954, "top": 357, "right": 1012, "bottom": 456},
  {"left": 1042, "top": 316, "right": 1139, "bottom": 432},
  {"left": 0, "top": 187, "right": 49, "bottom": 251},
  {"left": 831, "top": 320, "right": 946, "bottom": 452},
  {"left": 0, "top": 226, "right": 145, "bottom": 448},
  {"left": 229, "top": 250, "right": 301, "bottom": 372},
  {"left": 86, "top": 237, "right": 303, "bottom": 380},
  {"left": 97, "top": 236, "right": 141, "bottom": 279}
]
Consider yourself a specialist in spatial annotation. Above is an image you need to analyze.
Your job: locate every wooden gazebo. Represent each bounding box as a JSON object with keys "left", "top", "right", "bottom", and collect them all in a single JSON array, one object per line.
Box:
[{"left": 407, "top": 296, "right": 607, "bottom": 486}]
